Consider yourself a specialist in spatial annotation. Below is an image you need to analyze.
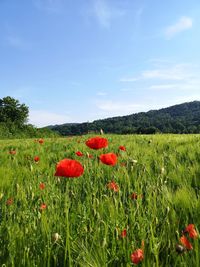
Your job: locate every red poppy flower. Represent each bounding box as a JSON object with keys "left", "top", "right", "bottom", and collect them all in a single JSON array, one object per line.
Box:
[
  {"left": 131, "top": 193, "right": 138, "bottom": 200},
  {"left": 38, "top": 138, "right": 44, "bottom": 144},
  {"left": 6, "top": 198, "right": 13, "bottom": 206},
  {"left": 131, "top": 249, "right": 144, "bottom": 264},
  {"left": 131, "top": 193, "right": 143, "bottom": 200},
  {"left": 189, "top": 229, "right": 198, "bottom": 239},
  {"left": 99, "top": 153, "right": 117, "bottom": 166},
  {"left": 107, "top": 181, "right": 119, "bottom": 192},
  {"left": 55, "top": 159, "right": 84, "bottom": 178},
  {"left": 39, "top": 182, "right": 45, "bottom": 190},
  {"left": 75, "top": 151, "right": 84, "bottom": 157},
  {"left": 121, "top": 229, "right": 127, "bottom": 238},
  {"left": 86, "top": 136, "right": 108, "bottom": 150},
  {"left": 184, "top": 224, "right": 198, "bottom": 239},
  {"left": 180, "top": 235, "right": 193, "bottom": 250},
  {"left": 34, "top": 156, "right": 40, "bottom": 162},
  {"left": 119, "top": 145, "right": 126, "bottom": 151},
  {"left": 9, "top": 150, "right": 16, "bottom": 155},
  {"left": 40, "top": 203, "right": 47, "bottom": 210}
]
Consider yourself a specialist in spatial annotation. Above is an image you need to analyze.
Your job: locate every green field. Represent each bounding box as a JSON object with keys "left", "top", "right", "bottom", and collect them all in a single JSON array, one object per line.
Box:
[{"left": 0, "top": 135, "right": 199, "bottom": 267}]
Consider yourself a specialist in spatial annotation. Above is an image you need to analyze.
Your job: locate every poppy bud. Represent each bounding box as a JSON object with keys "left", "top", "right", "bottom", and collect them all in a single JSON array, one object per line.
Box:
[
  {"left": 119, "top": 146, "right": 126, "bottom": 151},
  {"left": 34, "top": 156, "right": 40, "bottom": 162},
  {"left": 52, "top": 233, "right": 61, "bottom": 242},
  {"left": 6, "top": 198, "right": 13, "bottom": 206},
  {"left": 40, "top": 203, "right": 47, "bottom": 210},
  {"left": 176, "top": 244, "right": 186, "bottom": 254},
  {"left": 38, "top": 139, "right": 44, "bottom": 144},
  {"left": 9, "top": 150, "right": 16, "bottom": 155},
  {"left": 75, "top": 151, "right": 84, "bottom": 157},
  {"left": 121, "top": 229, "right": 127, "bottom": 238},
  {"left": 130, "top": 159, "right": 138, "bottom": 164}
]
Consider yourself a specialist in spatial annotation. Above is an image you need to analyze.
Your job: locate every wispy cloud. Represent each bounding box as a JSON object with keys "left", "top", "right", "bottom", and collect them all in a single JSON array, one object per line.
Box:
[
  {"left": 120, "top": 77, "right": 139, "bottom": 82},
  {"left": 97, "top": 91, "right": 107, "bottom": 96},
  {"left": 120, "top": 88, "right": 134, "bottom": 92},
  {"left": 29, "top": 110, "right": 72, "bottom": 127},
  {"left": 164, "top": 16, "right": 193, "bottom": 39},
  {"left": 120, "top": 61, "right": 200, "bottom": 93},
  {"left": 120, "top": 63, "right": 199, "bottom": 82},
  {"left": 96, "top": 100, "right": 144, "bottom": 113},
  {"left": 171, "top": 95, "right": 200, "bottom": 104},
  {"left": 149, "top": 84, "right": 179, "bottom": 90},
  {"left": 91, "top": 0, "right": 125, "bottom": 28},
  {"left": 140, "top": 64, "right": 189, "bottom": 80}
]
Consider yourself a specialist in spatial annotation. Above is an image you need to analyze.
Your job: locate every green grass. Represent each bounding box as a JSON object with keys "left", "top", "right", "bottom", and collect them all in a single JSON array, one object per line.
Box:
[{"left": 0, "top": 134, "right": 199, "bottom": 267}]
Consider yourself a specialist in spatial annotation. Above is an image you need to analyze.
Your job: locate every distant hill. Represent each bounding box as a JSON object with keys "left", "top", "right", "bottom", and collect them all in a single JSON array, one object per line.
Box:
[
  {"left": 49, "top": 101, "right": 200, "bottom": 135},
  {"left": 47, "top": 123, "right": 79, "bottom": 129}
]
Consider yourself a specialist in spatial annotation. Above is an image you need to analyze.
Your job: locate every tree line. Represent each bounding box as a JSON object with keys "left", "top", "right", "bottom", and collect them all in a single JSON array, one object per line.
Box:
[
  {"left": 51, "top": 101, "right": 200, "bottom": 135},
  {"left": 0, "top": 96, "right": 58, "bottom": 139},
  {"left": 1, "top": 96, "right": 200, "bottom": 138}
]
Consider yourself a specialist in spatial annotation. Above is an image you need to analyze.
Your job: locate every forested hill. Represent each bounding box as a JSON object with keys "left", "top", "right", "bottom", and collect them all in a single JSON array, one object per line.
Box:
[{"left": 50, "top": 101, "right": 200, "bottom": 135}]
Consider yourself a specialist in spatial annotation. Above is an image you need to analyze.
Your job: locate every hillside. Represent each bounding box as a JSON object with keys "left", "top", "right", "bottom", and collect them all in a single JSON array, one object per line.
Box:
[{"left": 50, "top": 101, "right": 200, "bottom": 135}]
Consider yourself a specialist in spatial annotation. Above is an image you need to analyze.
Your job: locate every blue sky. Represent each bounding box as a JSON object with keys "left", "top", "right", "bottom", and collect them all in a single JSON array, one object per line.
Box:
[{"left": 0, "top": 0, "right": 200, "bottom": 127}]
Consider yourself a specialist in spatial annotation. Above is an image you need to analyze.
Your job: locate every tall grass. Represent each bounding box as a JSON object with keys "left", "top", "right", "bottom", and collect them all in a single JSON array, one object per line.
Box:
[{"left": 0, "top": 134, "right": 199, "bottom": 266}]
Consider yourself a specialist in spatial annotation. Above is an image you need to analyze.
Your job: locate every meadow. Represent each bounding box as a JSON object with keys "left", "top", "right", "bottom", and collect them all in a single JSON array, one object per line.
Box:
[{"left": 0, "top": 134, "right": 199, "bottom": 267}]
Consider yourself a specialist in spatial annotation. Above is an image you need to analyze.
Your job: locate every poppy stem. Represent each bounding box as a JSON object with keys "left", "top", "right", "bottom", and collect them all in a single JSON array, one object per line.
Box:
[{"left": 64, "top": 181, "right": 72, "bottom": 267}]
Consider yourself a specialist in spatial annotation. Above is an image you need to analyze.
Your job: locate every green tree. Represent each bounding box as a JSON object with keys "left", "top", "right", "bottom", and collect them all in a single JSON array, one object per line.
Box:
[{"left": 0, "top": 96, "right": 29, "bottom": 127}]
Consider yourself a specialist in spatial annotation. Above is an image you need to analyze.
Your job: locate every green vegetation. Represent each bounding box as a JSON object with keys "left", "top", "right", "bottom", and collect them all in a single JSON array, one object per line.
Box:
[
  {"left": 0, "top": 134, "right": 199, "bottom": 266},
  {"left": 50, "top": 101, "right": 200, "bottom": 135},
  {"left": 0, "top": 96, "right": 59, "bottom": 139}
]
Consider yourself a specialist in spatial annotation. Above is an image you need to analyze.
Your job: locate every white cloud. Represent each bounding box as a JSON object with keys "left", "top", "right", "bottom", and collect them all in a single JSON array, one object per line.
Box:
[
  {"left": 149, "top": 81, "right": 200, "bottom": 91},
  {"left": 149, "top": 84, "right": 180, "bottom": 90},
  {"left": 120, "top": 63, "right": 200, "bottom": 85},
  {"left": 120, "top": 77, "right": 139, "bottom": 82},
  {"left": 29, "top": 110, "right": 72, "bottom": 127},
  {"left": 141, "top": 65, "right": 186, "bottom": 80},
  {"left": 97, "top": 91, "right": 107, "bottom": 96},
  {"left": 172, "top": 95, "right": 200, "bottom": 104},
  {"left": 120, "top": 62, "right": 200, "bottom": 98},
  {"left": 91, "top": 0, "right": 125, "bottom": 28},
  {"left": 120, "top": 88, "right": 134, "bottom": 92},
  {"left": 96, "top": 100, "right": 145, "bottom": 113},
  {"left": 96, "top": 96, "right": 200, "bottom": 118},
  {"left": 164, "top": 16, "right": 193, "bottom": 39}
]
